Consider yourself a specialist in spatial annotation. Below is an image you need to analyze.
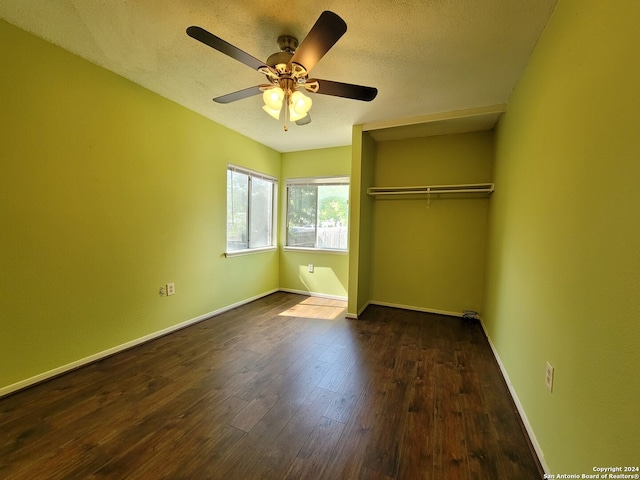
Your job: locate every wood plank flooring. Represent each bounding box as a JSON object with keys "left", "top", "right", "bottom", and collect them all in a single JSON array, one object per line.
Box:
[{"left": 0, "top": 292, "right": 542, "bottom": 479}]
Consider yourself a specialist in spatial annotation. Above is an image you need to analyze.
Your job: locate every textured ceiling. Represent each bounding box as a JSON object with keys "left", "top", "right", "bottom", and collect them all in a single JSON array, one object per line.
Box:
[{"left": 0, "top": 0, "right": 557, "bottom": 152}]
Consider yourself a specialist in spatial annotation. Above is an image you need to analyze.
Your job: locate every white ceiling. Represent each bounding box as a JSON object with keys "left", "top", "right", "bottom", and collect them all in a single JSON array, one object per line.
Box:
[{"left": 0, "top": 0, "right": 557, "bottom": 152}]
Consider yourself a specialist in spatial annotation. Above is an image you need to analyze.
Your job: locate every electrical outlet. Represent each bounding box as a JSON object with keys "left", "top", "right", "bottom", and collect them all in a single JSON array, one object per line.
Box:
[
  {"left": 545, "top": 362, "right": 554, "bottom": 392},
  {"left": 308, "top": 264, "right": 314, "bottom": 273},
  {"left": 166, "top": 282, "right": 175, "bottom": 296}
]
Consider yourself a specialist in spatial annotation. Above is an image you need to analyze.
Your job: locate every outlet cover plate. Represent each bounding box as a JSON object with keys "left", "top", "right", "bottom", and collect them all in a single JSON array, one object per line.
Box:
[{"left": 545, "top": 362, "right": 554, "bottom": 392}]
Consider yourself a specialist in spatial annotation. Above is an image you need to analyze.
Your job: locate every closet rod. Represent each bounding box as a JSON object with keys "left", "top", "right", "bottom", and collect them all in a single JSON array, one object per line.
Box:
[{"left": 367, "top": 183, "right": 494, "bottom": 196}]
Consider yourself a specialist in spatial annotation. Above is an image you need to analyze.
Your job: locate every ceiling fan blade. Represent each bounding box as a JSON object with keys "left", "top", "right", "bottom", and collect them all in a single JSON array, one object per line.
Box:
[
  {"left": 295, "top": 113, "right": 312, "bottom": 126},
  {"left": 290, "top": 11, "right": 347, "bottom": 74},
  {"left": 213, "top": 86, "right": 263, "bottom": 104},
  {"left": 305, "top": 79, "right": 378, "bottom": 101},
  {"left": 187, "top": 26, "right": 266, "bottom": 71}
]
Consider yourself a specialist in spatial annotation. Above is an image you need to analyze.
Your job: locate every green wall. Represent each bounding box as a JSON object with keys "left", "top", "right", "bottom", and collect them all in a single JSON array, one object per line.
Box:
[
  {"left": 484, "top": 0, "right": 640, "bottom": 472},
  {"left": 0, "top": 20, "right": 281, "bottom": 391},
  {"left": 347, "top": 127, "right": 376, "bottom": 316},
  {"left": 355, "top": 132, "right": 376, "bottom": 315},
  {"left": 279, "top": 146, "right": 351, "bottom": 298},
  {"left": 370, "top": 132, "right": 493, "bottom": 315}
]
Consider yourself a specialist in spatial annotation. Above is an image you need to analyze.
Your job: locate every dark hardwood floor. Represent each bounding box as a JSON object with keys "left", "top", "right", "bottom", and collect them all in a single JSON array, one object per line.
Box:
[{"left": 0, "top": 292, "right": 542, "bottom": 479}]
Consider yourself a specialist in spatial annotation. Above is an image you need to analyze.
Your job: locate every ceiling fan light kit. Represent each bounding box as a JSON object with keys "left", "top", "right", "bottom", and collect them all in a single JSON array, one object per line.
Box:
[
  {"left": 187, "top": 11, "right": 377, "bottom": 132},
  {"left": 260, "top": 79, "right": 312, "bottom": 127}
]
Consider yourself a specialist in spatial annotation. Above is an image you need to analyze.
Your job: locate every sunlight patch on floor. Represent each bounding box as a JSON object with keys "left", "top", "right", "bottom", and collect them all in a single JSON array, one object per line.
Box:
[{"left": 279, "top": 297, "right": 347, "bottom": 320}]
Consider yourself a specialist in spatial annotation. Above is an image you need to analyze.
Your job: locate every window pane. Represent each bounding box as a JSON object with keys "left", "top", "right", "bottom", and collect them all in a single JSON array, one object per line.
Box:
[
  {"left": 226, "top": 165, "right": 276, "bottom": 253},
  {"left": 317, "top": 185, "right": 349, "bottom": 249},
  {"left": 227, "top": 170, "right": 249, "bottom": 251},
  {"left": 249, "top": 177, "right": 273, "bottom": 248},
  {"left": 286, "top": 181, "right": 349, "bottom": 250},
  {"left": 287, "top": 185, "right": 317, "bottom": 247}
]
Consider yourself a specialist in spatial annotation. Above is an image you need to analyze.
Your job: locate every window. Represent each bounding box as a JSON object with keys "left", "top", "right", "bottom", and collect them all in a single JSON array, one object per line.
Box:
[
  {"left": 226, "top": 165, "right": 277, "bottom": 253},
  {"left": 286, "top": 177, "right": 349, "bottom": 251}
]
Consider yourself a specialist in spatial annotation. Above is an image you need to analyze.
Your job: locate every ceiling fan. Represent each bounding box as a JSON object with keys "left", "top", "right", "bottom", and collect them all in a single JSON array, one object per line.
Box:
[{"left": 186, "top": 11, "right": 378, "bottom": 130}]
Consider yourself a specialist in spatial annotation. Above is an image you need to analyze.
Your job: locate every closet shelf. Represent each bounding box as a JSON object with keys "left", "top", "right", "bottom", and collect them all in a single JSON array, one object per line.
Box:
[{"left": 367, "top": 183, "right": 494, "bottom": 197}]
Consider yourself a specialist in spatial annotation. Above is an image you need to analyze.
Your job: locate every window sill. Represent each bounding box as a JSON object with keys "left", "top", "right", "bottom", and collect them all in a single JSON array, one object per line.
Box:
[
  {"left": 282, "top": 247, "right": 349, "bottom": 255},
  {"left": 225, "top": 246, "right": 277, "bottom": 257}
]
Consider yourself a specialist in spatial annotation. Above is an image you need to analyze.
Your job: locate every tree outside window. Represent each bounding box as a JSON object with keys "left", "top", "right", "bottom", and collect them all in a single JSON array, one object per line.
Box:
[{"left": 286, "top": 178, "right": 349, "bottom": 250}]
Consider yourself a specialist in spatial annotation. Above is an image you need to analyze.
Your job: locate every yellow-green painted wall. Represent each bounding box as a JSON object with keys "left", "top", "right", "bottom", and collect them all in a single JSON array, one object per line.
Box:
[
  {"left": 0, "top": 20, "right": 280, "bottom": 391},
  {"left": 484, "top": 0, "right": 640, "bottom": 471},
  {"left": 370, "top": 132, "right": 493, "bottom": 315},
  {"left": 347, "top": 127, "right": 376, "bottom": 316},
  {"left": 356, "top": 132, "right": 376, "bottom": 314},
  {"left": 279, "top": 147, "right": 351, "bottom": 298}
]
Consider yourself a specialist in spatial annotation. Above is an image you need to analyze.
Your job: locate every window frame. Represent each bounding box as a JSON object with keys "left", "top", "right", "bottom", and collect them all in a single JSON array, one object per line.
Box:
[
  {"left": 226, "top": 164, "right": 278, "bottom": 257},
  {"left": 284, "top": 176, "right": 350, "bottom": 253}
]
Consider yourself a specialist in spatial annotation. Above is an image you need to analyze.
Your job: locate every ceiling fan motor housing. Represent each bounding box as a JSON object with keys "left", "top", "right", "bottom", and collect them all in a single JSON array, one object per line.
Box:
[
  {"left": 265, "top": 35, "right": 310, "bottom": 89},
  {"left": 266, "top": 35, "right": 301, "bottom": 77},
  {"left": 277, "top": 35, "right": 298, "bottom": 53},
  {"left": 266, "top": 51, "right": 293, "bottom": 71}
]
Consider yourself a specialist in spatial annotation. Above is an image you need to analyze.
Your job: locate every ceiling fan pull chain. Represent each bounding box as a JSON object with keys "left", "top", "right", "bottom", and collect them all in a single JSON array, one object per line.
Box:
[
  {"left": 283, "top": 92, "right": 289, "bottom": 131},
  {"left": 283, "top": 105, "right": 288, "bottom": 131}
]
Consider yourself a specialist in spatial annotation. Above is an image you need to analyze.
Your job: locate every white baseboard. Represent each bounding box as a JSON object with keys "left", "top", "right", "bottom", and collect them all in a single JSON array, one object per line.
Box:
[
  {"left": 345, "top": 304, "right": 367, "bottom": 320},
  {"left": 0, "top": 289, "right": 278, "bottom": 398},
  {"left": 478, "top": 317, "right": 549, "bottom": 474},
  {"left": 278, "top": 288, "right": 347, "bottom": 302},
  {"left": 369, "top": 300, "right": 464, "bottom": 318},
  {"left": 357, "top": 301, "right": 370, "bottom": 317},
  {"left": 347, "top": 300, "right": 462, "bottom": 320}
]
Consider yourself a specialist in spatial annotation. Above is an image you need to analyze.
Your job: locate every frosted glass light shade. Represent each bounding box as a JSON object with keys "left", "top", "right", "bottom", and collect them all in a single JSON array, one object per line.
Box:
[
  {"left": 288, "top": 107, "right": 307, "bottom": 122},
  {"left": 289, "top": 91, "right": 312, "bottom": 121},
  {"left": 262, "top": 104, "right": 281, "bottom": 120},
  {"left": 263, "top": 87, "right": 284, "bottom": 110}
]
